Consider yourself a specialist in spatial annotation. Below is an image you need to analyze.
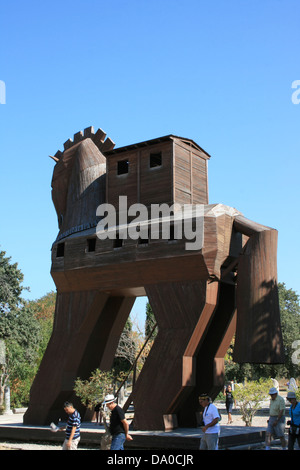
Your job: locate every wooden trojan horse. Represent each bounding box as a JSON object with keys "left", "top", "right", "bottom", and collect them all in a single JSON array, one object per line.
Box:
[{"left": 24, "top": 127, "right": 284, "bottom": 430}]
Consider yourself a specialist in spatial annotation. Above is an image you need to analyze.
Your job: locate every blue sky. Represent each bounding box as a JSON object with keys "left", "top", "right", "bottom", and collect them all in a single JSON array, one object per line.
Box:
[{"left": 0, "top": 0, "right": 299, "bottom": 327}]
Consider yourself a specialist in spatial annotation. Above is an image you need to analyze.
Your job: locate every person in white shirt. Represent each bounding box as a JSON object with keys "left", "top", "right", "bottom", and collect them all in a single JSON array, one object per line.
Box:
[{"left": 199, "top": 394, "right": 221, "bottom": 450}]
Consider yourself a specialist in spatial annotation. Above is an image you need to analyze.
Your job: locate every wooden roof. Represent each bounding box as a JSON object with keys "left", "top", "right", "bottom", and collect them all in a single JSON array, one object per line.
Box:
[{"left": 104, "top": 134, "right": 211, "bottom": 159}]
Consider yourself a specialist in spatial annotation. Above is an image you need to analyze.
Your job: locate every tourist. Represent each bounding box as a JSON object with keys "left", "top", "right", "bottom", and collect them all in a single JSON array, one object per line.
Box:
[
  {"left": 286, "top": 377, "right": 298, "bottom": 393},
  {"left": 59, "top": 401, "right": 81, "bottom": 450},
  {"left": 103, "top": 394, "right": 133, "bottom": 450},
  {"left": 93, "top": 401, "right": 102, "bottom": 424},
  {"left": 265, "top": 387, "right": 287, "bottom": 450},
  {"left": 199, "top": 393, "right": 220, "bottom": 450},
  {"left": 286, "top": 391, "right": 300, "bottom": 450},
  {"left": 223, "top": 384, "right": 236, "bottom": 424}
]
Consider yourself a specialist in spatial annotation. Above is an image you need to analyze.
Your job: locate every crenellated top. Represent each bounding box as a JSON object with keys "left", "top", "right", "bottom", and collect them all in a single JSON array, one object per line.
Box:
[{"left": 49, "top": 126, "right": 115, "bottom": 162}]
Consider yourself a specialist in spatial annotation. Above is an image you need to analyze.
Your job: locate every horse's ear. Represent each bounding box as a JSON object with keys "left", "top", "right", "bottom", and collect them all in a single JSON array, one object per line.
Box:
[
  {"left": 50, "top": 155, "right": 61, "bottom": 163},
  {"left": 233, "top": 216, "right": 284, "bottom": 364}
]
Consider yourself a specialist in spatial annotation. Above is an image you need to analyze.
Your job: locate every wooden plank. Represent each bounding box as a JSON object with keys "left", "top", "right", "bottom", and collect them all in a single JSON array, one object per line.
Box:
[
  {"left": 73, "top": 130, "right": 84, "bottom": 143},
  {"left": 84, "top": 126, "right": 95, "bottom": 138},
  {"left": 101, "top": 137, "right": 115, "bottom": 152},
  {"left": 92, "top": 128, "right": 107, "bottom": 147},
  {"left": 63, "top": 138, "right": 73, "bottom": 150},
  {"left": 234, "top": 227, "right": 284, "bottom": 363},
  {"left": 140, "top": 143, "right": 173, "bottom": 206}
]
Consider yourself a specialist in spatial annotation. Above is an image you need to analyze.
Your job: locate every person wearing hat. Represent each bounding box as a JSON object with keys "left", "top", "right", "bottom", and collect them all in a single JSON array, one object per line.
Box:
[
  {"left": 103, "top": 394, "right": 133, "bottom": 450},
  {"left": 286, "top": 391, "right": 300, "bottom": 450},
  {"left": 198, "top": 394, "right": 221, "bottom": 450},
  {"left": 265, "top": 387, "right": 287, "bottom": 450}
]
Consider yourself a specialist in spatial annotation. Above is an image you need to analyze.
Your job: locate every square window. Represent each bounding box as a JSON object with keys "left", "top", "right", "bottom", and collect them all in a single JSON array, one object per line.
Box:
[
  {"left": 87, "top": 238, "right": 96, "bottom": 252},
  {"left": 117, "top": 159, "right": 129, "bottom": 175},
  {"left": 169, "top": 225, "right": 175, "bottom": 241},
  {"left": 113, "top": 233, "right": 123, "bottom": 248},
  {"left": 150, "top": 152, "right": 162, "bottom": 168},
  {"left": 138, "top": 238, "right": 149, "bottom": 246},
  {"left": 56, "top": 243, "right": 65, "bottom": 257}
]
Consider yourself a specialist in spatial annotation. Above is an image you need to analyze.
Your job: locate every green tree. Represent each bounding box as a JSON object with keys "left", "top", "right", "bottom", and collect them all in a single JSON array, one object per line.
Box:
[
  {"left": 278, "top": 283, "right": 300, "bottom": 377},
  {"left": 0, "top": 250, "right": 37, "bottom": 407},
  {"left": 0, "top": 250, "right": 26, "bottom": 313},
  {"left": 234, "top": 378, "right": 273, "bottom": 426},
  {"left": 1, "top": 302, "right": 42, "bottom": 407},
  {"left": 0, "top": 249, "right": 56, "bottom": 407},
  {"left": 145, "top": 302, "right": 157, "bottom": 338},
  {"left": 9, "top": 292, "right": 56, "bottom": 406},
  {"left": 113, "top": 317, "right": 137, "bottom": 376},
  {"left": 74, "top": 368, "right": 127, "bottom": 410},
  {"left": 26, "top": 292, "right": 56, "bottom": 363},
  {"left": 225, "top": 283, "right": 300, "bottom": 382}
]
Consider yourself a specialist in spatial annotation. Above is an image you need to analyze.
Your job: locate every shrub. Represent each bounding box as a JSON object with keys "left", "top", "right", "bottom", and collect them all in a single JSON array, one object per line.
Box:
[{"left": 234, "top": 378, "right": 273, "bottom": 426}]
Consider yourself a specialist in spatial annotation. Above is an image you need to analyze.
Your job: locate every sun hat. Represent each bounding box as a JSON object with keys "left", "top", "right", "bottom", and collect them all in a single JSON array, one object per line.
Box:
[
  {"left": 286, "top": 391, "right": 297, "bottom": 399},
  {"left": 103, "top": 394, "right": 116, "bottom": 404},
  {"left": 198, "top": 393, "right": 210, "bottom": 400},
  {"left": 269, "top": 387, "right": 278, "bottom": 395}
]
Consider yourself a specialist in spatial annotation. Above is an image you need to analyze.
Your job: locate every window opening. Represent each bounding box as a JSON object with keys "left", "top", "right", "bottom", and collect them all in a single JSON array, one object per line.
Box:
[
  {"left": 87, "top": 238, "right": 96, "bottom": 252},
  {"left": 117, "top": 159, "right": 129, "bottom": 175},
  {"left": 169, "top": 224, "right": 175, "bottom": 241},
  {"left": 114, "top": 233, "right": 123, "bottom": 248},
  {"left": 139, "top": 238, "right": 149, "bottom": 246},
  {"left": 150, "top": 152, "right": 162, "bottom": 168},
  {"left": 56, "top": 243, "right": 65, "bottom": 258}
]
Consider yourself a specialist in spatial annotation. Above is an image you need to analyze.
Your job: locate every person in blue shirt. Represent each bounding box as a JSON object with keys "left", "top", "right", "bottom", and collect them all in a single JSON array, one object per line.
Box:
[
  {"left": 286, "top": 391, "right": 300, "bottom": 450},
  {"left": 59, "top": 401, "right": 81, "bottom": 450}
]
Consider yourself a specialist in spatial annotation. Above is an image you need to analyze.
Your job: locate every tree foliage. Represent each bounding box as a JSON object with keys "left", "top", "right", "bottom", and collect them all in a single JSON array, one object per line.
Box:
[
  {"left": 4, "top": 293, "right": 56, "bottom": 407},
  {"left": 0, "top": 250, "right": 56, "bottom": 407},
  {"left": 278, "top": 283, "right": 300, "bottom": 376},
  {"left": 225, "top": 283, "right": 300, "bottom": 382},
  {"left": 145, "top": 302, "right": 157, "bottom": 338},
  {"left": 233, "top": 378, "right": 273, "bottom": 426},
  {"left": 112, "top": 317, "right": 137, "bottom": 376},
  {"left": 26, "top": 292, "right": 56, "bottom": 363},
  {"left": 74, "top": 369, "right": 127, "bottom": 410},
  {"left": 0, "top": 250, "right": 25, "bottom": 313}
]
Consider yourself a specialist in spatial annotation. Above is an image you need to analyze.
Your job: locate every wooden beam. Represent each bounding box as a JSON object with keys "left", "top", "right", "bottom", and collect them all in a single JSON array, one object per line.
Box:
[
  {"left": 92, "top": 128, "right": 107, "bottom": 147},
  {"left": 101, "top": 137, "right": 115, "bottom": 152}
]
